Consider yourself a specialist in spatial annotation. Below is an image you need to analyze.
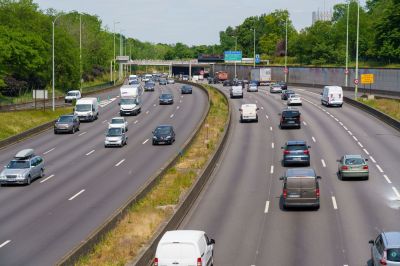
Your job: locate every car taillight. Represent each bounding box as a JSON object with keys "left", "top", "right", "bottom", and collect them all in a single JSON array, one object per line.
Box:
[
  {"left": 283, "top": 188, "right": 287, "bottom": 199},
  {"left": 303, "top": 150, "right": 309, "bottom": 154},
  {"left": 316, "top": 188, "right": 320, "bottom": 198},
  {"left": 284, "top": 150, "right": 290, "bottom": 155},
  {"left": 154, "top": 258, "right": 158, "bottom": 266},
  {"left": 363, "top": 165, "right": 369, "bottom": 170},
  {"left": 341, "top": 166, "right": 349, "bottom": 170},
  {"left": 197, "top": 257, "right": 202, "bottom": 266}
]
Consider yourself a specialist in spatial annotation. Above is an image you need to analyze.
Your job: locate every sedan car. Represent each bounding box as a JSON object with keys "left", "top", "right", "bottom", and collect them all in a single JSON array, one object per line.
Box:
[
  {"left": 223, "top": 80, "right": 233, "bottom": 87},
  {"left": 369, "top": 231, "right": 400, "bottom": 266},
  {"left": 144, "top": 81, "right": 155, "bottom": 91},
  {"left": 0, "top": 149, "right": 44, "bottom": 185},
  {"left": 277, "top": 81, "right": 288, "bottom": 90},
  {"left": 159, "top": 78, "right": 167, "bottom": 85},
  {"left": 167, "top": 78, "right": 175, "bottom": 84},
  {"left": 104, "top": 127, "right": 127, "bottom": 147},
  {"left": 287, "top": 94, "right": 302, "bottom": 106},
  {"left": 182, "top": 75, "right": 189, "bottom": 81},
  {"left": 181, "top": 85, "right": 193, "bottom": 94},
  {"left": 247, "top": 82, "right": 258, "bottom": 92},
  {"left": 281, "top": 140, "right": 311, "bottom": 166},
  {"left": 159, "top": 93, "right": 174, "bottom": 105},
  {"left": 108, "top": 117, "right": 128, "bottom": 132},
  {"left": 152, "top": 125, "right": 175, "bottom": 145},
  {"left": 281, "top": 90, "right": 295, "bottom": 100},
  {"left": 270, "top": 84, "right": 283, "bottom": 93},
  {"left": 54, "top": 115, "right": 80, "bottom": 134},
  {"left": 337, "top": 155, "right": 369, "bottom": 180}
]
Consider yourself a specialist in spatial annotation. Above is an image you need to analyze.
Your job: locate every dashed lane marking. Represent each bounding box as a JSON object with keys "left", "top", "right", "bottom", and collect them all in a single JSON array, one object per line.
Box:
[
  {"left": 115, "top": 159, "right": 125, "bottom": 167},
  {"left": 270, "top": 165, "right": 274, "bottom": 174},
  {"left": 40, "top": 174, "right": 54, "bottom": 183},
  {"left": 170, "top": 114, "right": 174, "bottom": 118},
  {"left": 68, "top": 189, "right": 85, "bottom": 201},
  {"left": 312, "top": 136, "right": 316, "bottom": 143},
  {"left": 370, "top": 156, "right": 376, "bottom": 163},
  {"left": 363, "top": 149, "right": 369, "bottom": 155},
  {"left": 134, "top": 120, "right": 138, "bottom": 124},
  {"left": 321, "top": 159, "right": 326, "bottom": 168},
  {"left": 384, "top": 175, "right": 392, "bottom": 184},
  {"left": 43, "top": 148, "right": 55, "bottom": 155},
  {"left": 358, "top": 142, "right": 364, "bottom": 148},
  {"left": 78, "top": 131, "right": 87, "bottom": 136},
  {"left": 142, "top": 139, "right": 149, "bottom": 145},
  {"left": 332, "top": 196, "right": 338, "bottom": 210},
  {"left": 264, "top": 201, "right": 270, "bottom": 213},
  {"left": 0, "top": 240, "right": 11, "bottom": 248},
  {"left": 271, "top": 143, "right": 274, "bottom": 149},
  {"left": 392, "top": 187, "right": 400, "bottom": 200},
  {"left": 376, "top": 164, "right": 384, "bottom": 173},
  {"left": 86, "top": 150, "right": 95, "bottom": 156}
]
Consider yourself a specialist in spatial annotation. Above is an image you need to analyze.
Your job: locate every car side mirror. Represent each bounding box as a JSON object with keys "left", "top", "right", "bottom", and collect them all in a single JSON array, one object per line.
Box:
[
  {"left": 278, "top": 113, "right": 281, "bottom": 115},
  {"left": 209, "top": 239, "right": 215, "bottom": 245},
  {"left": 317, "top": 176, "right": 322, "bottom": 179},
  {"left": 369, "top": 240, "right": 374, "bottom": 245},
  {"left": 256, "top": 107, "right": 260, "bottom": 111},
  {"left": 320, "top": 92, "right": 323, "bottom": 95},
  {"left": 365, "top": 158, "right": 368, "bottom": 161},
  {"left": 118, "top": 102, "right": 120, "bottom": 106},
  {"left": 308, "top": 146, "right": 311, "bottom": 148},
  {"left": 279, "top": 176, "right": 284, "bottom": 180}
]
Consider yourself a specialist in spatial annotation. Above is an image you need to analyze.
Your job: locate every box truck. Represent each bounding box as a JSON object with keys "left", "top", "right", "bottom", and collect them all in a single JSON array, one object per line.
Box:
[{"left": 250, "top": 68, "right": 272, "bottom": 85}]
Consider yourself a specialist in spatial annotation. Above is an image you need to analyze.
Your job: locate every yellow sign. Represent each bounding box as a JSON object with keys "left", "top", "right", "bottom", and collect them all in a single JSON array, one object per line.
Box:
[{"left": 361, "top": 74, "right": 374, "bottom": 84}]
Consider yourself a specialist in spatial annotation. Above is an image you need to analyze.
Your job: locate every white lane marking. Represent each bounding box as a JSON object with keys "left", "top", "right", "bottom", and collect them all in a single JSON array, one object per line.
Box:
[
  {"left": 312, "top": 136, "right": 316, "bottom": 143},
  {"left": 176, "top": 106, "right": 180, "bottom": 109},
  {"left": 358, "top": 142, "right": 364, "bottom": 148},
  {"left": 142, "top": 139, "right": 149, "bottom": 145},
  {"left": 261, "top": 106, "right": 264, "bottom": 110},
  {"left": 179, "top": 100, "right": 182, "bottom": 103},
  {"left": 271, "top": 143, "right": 274, "bottom": 149},
  {"left": 334, "top": 117, "right": 339, "bottom": 122},
  {"left": 102, "top": 120, "right": 107, "bottom": 123},
  {"left": 321, "top": 159, "right": 326, "bottom": 168},
  {"left": 384, "top": 175, "right": 392, "bottom": 184},
  {"left": 0, "top": 240, "right": 11, "bottom": 248},
  {"left": 270, "top": 165, "right": 274, "bottom": 174},
  {"left": 326, "top": 111, "right": 330, "bottom": 115},
  {"left": 348, "top": 131, "right": 353, "bottom": 136},
  {"left": 181, "top": 95, "right": 184, "bottom": 98},
  {"left": 376, "top": 164, "right": 384, "bottom": 173},
  {"left": 43, "top": 148, "right": 55, "bottom": 155},
  {"left": 330, "top": 114, "right": 334, "bottom": 118},
  {"left": 78, "top": 131, "right": 87, "bottom": 136},
  {"left": 332, "top": 196, "right": 338, "bottom": 210},
  {"left": 343, "top": 126, "right": 348, "bottom": 130},
  {"left": 339, "top": 122, "right": 343, "bottom": 126},
  {"left": 363, "top": 149, "right": 370, "bottom": 155},
  {"left": 40, "top": 174, "right": 54, "bottom": 183},
  {"left": 303, "top": 121, "right": 307, "bottom": 126},
  {"left": 170, "top": 114, "right": 174, "bottom": 118},
  {"left": 265, "top": 115, "right": 269, "bottom": 119},
  {"left": 392, "top": 187, "right": 400, "bottom": 200},
  {"left": 153, "top": 104, "right": 156, "bottom": 107},
  {"left": 352, "top": 136, "right": 358, "bottom": 141},
  {"left": 370, "top": 156, "right": 376, "bottom": 163},
  {"left": 270, "top": 126, "right": 273, "bottom": 131},
  {"left": 68, "top": 189, "right": 85, "bottom": 201},
  {"left": 264, "top": 201, "right": 270, "bottom": 213},
  {"left": 134, "top": 120, "right": 138, "bottom": 124},
  {"left": 86, "top": 150, "right": 95, "bottom": 156},
  {"left": 145, "top": 110, "right": 149, "bottom": 114},
  {"left": 115, "top": 159, "right": 125, "bottom": 167}
]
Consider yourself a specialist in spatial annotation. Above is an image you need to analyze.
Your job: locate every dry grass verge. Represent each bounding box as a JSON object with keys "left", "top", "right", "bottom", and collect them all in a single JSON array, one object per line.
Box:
[
  {"left": 360, "top": 98, "right": 400, "bottom": 121},
  {"left": 76, "top": 84, "right": 228, "bottom": 266}
]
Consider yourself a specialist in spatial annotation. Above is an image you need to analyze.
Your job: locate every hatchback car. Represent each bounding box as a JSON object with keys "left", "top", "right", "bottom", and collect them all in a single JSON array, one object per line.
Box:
[
  {"left": 337, "top": 155, "right": 369, "bottom": 180},
  {"left": 247, "top": 82, "right": 258, "bottom": 92},
  {"left": 104, "top": 127, "right": 127, "bottom": 147},
  {"left": 270, "top": 84, "right": 283, "bottom": 93},
  {"left": 159, "top": 78, "right": 167, "bottom": 85},
  {"left": 287, "top": 94, "right": 302, "bottom": 106},
  {"left": 144, "top": 81, "right": 155, "bottom": 91},
  {"left": 152, "top": 125, "right": 175, "bottom": 145},
  {"left": 280, "top": 168, "right": 321, "bottom": 209},
  {"left": 181, "top": 85, "right": 193, "bottom": 94},
  {"left": 54, "top": 115, "right": 80, "bottom": 134},
  {"left": 279, "top": 108, "right": 301, "bottom": 129},
  {"left": 167, "top": 78, "right": 175, "bottom": 84},
  {"left": 370, "top": 231, "right": 400, "bottom": 266},
  {"left": 159, "top": 93, "right": 174, "bottom": 105},
  {"left": 0, "top": 149, "right": 44, "bottom": 185},
  {"left": 281, "top": 140, "right": 311, "bottom": 166},
  {"left": 281, "top": 90, "right": 295, "bottom": 100},
  {"left": 108, "top": 117, "right": 128, "bottom": 132}
]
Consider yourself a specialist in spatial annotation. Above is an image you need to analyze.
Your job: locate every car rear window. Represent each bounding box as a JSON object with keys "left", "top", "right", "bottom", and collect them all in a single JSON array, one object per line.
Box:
[
  {"left": 158, "top": 243, "right": 197, "bottom": 259},
  {"left": 387, "top": 248, "right": 400, "bottom": 262},
  {"left": 282, "top": 111, "right": 300, "bottom": 117},
  {"left": 345, "top": 158, "right": 365, "bottom": 165},
  {"left": 286, "top": 145, "right": 307, "bottom": 150}
]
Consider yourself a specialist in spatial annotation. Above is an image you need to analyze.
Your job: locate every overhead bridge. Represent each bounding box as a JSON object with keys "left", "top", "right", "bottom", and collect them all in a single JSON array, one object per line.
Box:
[{"left": 127, "top": 60, "right": 212, "bottom": 76}]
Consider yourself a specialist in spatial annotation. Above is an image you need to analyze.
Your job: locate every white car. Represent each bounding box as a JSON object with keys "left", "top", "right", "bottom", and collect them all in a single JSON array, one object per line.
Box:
[
  {"left": 167, "top": 78, "right": 175, "bottom": 84},
  {"left": 65, "top": 90, "right": 81, "bottom": 103},
  {"left": 154, "top": 230, "right": 215, "bottom": 266},
  {"left": 247, "top": 83, "right": 258, "bottom": 92},
  {"left": 270, "top": 84, "right": 282, "bottom": 93},
  {"left": 239, "top": 104, "right": 259, "bottom": 122},
  {"left": 108, "top": 117, "right": 128, "bottom": 132},
  {"left": 287, "top": 94, "right": 302, "bottom": 106}
]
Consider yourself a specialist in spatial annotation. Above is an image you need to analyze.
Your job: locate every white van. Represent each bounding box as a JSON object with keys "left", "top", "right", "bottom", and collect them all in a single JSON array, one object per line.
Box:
[
  {"left": 230, "top": 85, "right": 243, "bottom": 98},
  {"left": 321, "top": 86, "right": 343, "bottom": 107},
  {"left": 64, "top": 90, "right": 81, "bottom": 103},
  {"left": 120, "top": 85, "right": 142, "bottom": 98},
  {"left": 239, "top": 104, "right": 259, "bottom": 122},
  {"left": 119, "top": 96, "right": 141, "bottom": 116},
  {"left": 154, "top": 230, "right": 215, "bottom": 266},
  {"left": 74, "top": 97, "right": 99, "bottom": 121}
]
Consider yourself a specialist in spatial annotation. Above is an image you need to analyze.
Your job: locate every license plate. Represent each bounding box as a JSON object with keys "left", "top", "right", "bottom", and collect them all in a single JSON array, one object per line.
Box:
[
  {"left": 293, "top": 157, "right": 301, "bottom": 161},
  {"left": 158, "top": 141, "right": 165, "bottom": 144},
  {"left": 288, "top": 194, "right": 300, "bottom": 198},
  {"left": 288, "top": 121, "right": 294, "bottom": 123}
]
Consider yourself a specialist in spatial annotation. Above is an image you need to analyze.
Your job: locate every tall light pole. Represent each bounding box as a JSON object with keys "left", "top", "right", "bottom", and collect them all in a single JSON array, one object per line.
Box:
[
  {"left": 119, "top": 29, "right": 124, "bottom": 80},
  {"left": 355, "top": 0, "right": 360, "bottom": 99},
  {"left": 52, "top": 13, "right": 65, "bottom": 111},
  {"left": 231, "top": 35, "right": 238, "bottom": 78},
  {"left": 79, "top": 14, "right": 82, "bottom": 93},
  {"left": 285, "top": 18, "right": 288, "bottom": 83},
  {"left": 345, "top": 1, "right": 350, "bottom": 87},
  {"left": 113, "top": 21, "right": 120, "bottom": 85},
  {"left": 253, "top": 28, "right": 256, "bottom": 68}
]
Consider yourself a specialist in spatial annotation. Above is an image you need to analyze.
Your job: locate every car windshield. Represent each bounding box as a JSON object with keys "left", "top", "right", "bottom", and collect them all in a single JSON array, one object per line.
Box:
[
  {"left": 273, "top": 84, "right": 281, "bottom": 88},
  {"left": 111, "top": 118, "right": 124, "bottom": 124},
  {"left": 290, "top": 94, "right": 300, "bottom": 98},
  {"left": 75, "top": 104, "right": 91, "bottom": 111},
  {"left": 387, "top": 248, "right": 400, "bottom": 262},
  {"left": 58, "top": 116, "right": 73, "bottom": 123},
  {"left": 160, "top": 94, "right": 172, "bottom": 99},
  {"left": 120, "top": 98, "right": 137, "bottom": 105},
  {"left": 145, "top": 82, "right": 154, "bottom": 86},
  {"left": 283, "top": 111, "right": 300, "bottom": 117},
  {"left": 7, "top": 160, "right": 30, "bottom": 169},
  {"left": 345, "top": 158, "right": 365, "bottom": 165},
  {"left": 67, "top": 92, "right": 77, "bottom": 96},
  {"left": 107, "top": 128, "right": 122, "bottom": 136},
  {"left": 182, "top": 86, "right": 191, "bottom": 89},
  {"left": 155, "top": 126, "right": 171, "bottom": 135}
]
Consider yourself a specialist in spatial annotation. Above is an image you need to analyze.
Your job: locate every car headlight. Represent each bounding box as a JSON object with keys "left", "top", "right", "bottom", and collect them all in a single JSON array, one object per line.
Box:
[
  {"left": 17, "top": 173, "right": 25, "bottom": 178},
  {"left": 166, "top": 136, "right": 171, "bottom": 139},
  {"left": 153, "top": 136, "right": 157, "bottom": 139}
]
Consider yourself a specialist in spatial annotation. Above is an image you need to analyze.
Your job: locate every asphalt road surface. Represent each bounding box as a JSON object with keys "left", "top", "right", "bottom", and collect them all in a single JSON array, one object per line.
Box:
[
  {"left": 0, "top": 82, "right": 208, "bottom": 265},
  {"left": 181, "top": 84, "right": 400, "bottom": 266}
]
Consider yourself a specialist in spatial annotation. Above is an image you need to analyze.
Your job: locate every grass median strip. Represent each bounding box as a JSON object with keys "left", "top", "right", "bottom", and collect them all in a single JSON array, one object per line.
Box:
[
  {"left": 76, "top": 84, "right": 228, "bottom": 266},
  {"left": 359, "top": 98, "right": 400, "bottom": 121},
  {"left": 0, "top": 107, "right": 73, "bottom": 141}
]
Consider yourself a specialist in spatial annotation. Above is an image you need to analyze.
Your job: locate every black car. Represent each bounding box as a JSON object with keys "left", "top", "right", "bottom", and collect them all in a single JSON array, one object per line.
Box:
[
  {"left": 279, "top": 108, "right": 301, "bottom": 129},
  {"left": 54, "top": 115, "right": 80, "bottom": 134},
  {"left": 181, "top": 85, "right": 193, "bottom": 94},
  {"left": 281, "top": 90, "right": 295, "bottom": 100},
  {"left": 152, "top": 125, "right": 175, "bottom": 145},
  {"left": 144, "top": 81, "right": 155, "bottom": 91},
  {"left": 223, "top": 80, "right": 233, "bottom": 87},
  {"left": 129, "top": 79, "right": 139, "bottom": 85},
  {"left": 208, "top": 77, "right": 218, "bottom": 84},
  {"left": 159, "top": 78, "right": 167, "bottom": 85},
  {"left": 233, "top": 80, "right": 245, "bottom": 88},
  {"left": 159, "top": 93, "right": 174, "bottom": 105},
  {"left": 281, "top": 140, "right": 311, "bottom": 166},
  {"left": 277, "top": 81, "right": 288, "bottom": 90}
]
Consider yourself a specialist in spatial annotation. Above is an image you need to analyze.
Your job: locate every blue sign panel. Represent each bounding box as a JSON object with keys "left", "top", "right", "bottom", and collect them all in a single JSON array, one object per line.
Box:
[
  {"left": 224, "top": 51, "right": 242, "bottom": 62},
  {"left": 255, "top": 54, "right": 260, "bottom": 64}
]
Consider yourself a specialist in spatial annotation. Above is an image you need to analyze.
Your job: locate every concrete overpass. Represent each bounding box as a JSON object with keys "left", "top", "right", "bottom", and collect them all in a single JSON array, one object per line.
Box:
[{"left": 126, "top": 60, "right": 213, "bottom": 76}]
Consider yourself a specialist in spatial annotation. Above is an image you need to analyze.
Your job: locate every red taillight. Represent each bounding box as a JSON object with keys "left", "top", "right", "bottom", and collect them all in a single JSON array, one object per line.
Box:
[
  {"left": 153, "top": 258, "right": 158, "bottom": 266},
  {"left": 284, "top": 150, "right": 290, "bottom": 155},
  {"left": 303, "top": 150, "right": 309, "bottom": 154},
  {"left": 197, "top": 257, "right": 202, "bottom": 266},
  {"left": 316, "top": 188, "right": 320, "bottom": 198},
  {"left": 341, "top": 166, "right": 349, "bottom": 170},
  {"left": 380, "top": 251, "right": 387, "bottom": 265},
  {"left": 283, "top": 189, "right": 287, "bottom": 199},
  {"left": 363, "top": 165, "right": 369, "bottom": 170}
]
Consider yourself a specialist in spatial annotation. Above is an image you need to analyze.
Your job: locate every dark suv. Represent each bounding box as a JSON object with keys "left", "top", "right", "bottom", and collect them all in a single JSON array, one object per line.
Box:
[
  {"left": 181, "top": 85, "right": 193, "bottom": 94},
  {"left": 281, "top": 140, "right": 311, "bottom": 166},
  {"left": 152, "top": 125, "right": 175, "bottom": 145},
  {"left": 279, "top": 108, "right": 301, "bottom": 129},
  {"left": 281, "top": 90, "right": 295, "bottom": 100}
]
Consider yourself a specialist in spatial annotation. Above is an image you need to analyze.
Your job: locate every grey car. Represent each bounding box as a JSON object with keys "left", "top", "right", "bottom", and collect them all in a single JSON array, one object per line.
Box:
[
  {"left": 281, "top": 140, "right": 311, "bottom": 166},
  {"left": 54, "top": 115, "right": 80, "bottom": 134},
  {"left": 370, "top": 232, "right": 400, "bottom": 265},
  {"left": 159, "top": 93, "right": 174, "bottom": 105},
  {"left": 280, "top": 168, "right": 321, "bottom": 209},
  {"left": 104, "top": 127, "right": 127, "bottom": 147},
  {"left": 0, "top": 149, "right": 44, "bottom": 185},
  {"left": 337, "top": 154, "right": 369, "bottom": 180}
]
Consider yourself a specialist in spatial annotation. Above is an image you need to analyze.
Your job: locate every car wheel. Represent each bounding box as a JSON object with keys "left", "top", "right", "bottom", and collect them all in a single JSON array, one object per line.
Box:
[
  {"left": 40, "top": 169, "right": 44, "bottom": 178},
  {"left": 315, "top": 204, "right": 320, "bottom": 210},
  {"left": 54, "top": 130, "right": 57, "bottom": 134},
  {"left": 152, "top": 140, "right": 156, "bottom": 145},
  {"left": 71, "top": 127, "right": 75, "bottom": 134},
  {"left": 26, "top": 175, "right": 31, "bottom": 185}
]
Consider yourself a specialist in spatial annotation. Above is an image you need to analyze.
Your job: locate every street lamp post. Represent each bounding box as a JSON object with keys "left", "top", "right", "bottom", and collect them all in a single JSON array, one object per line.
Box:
[
  {"left": 285, "top": 18, "right": 288, "bottom": 83},
  {"left": 345, "top": 1, "right": 350, "bottom": 87},
  {"left": 113, "top": 21, "right": 120, "bottom": 85},
  {"left": 79, "top": 14, "right": 82, "bottom": 93},
  {"left": 253, "top": 28, "right": 256, "bottom": 68},
  {"left": 232, "top": 35, "right": 238, "bottom": 78},
  {"left": 355, "top": 0, "right": 360, "bottom": 99},
  {"left": 52, "top": 13, "right": 66, "bottom": 112}
]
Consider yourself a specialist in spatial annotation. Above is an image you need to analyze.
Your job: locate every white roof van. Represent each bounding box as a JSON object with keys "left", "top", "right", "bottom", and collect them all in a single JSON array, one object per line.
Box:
[
  {"left": 154, "top": 230, "right": 215, "bottom": 266},
  {"left": 321, "top": 86, "right": 343, "bottom": 107},
  {"left": 239, "top": 104, "right": 259, "bottom": 122}
]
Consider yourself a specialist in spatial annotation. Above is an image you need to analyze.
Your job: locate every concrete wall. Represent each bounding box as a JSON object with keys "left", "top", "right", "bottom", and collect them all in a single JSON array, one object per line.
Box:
[{"left": 214, "top": 64, "right": 400, "bottom": 94}]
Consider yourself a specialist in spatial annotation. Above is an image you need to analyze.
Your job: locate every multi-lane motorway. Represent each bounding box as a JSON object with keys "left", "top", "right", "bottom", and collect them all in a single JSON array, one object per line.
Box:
[
  {"left": 181, "top": 84, "right": 400, "bottom": 266},
  {"left": 0, "top": 82, "right": 208, "bottom": 265}
]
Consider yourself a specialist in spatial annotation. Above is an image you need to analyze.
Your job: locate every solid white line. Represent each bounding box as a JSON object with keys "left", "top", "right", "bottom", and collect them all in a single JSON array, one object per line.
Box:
[
  {"left": 134, "top": 120, "right": 138, "bottom": 124},
  {"left": 376, "top": 164, "right": 384, "bottom": 173},
  {"left": 370, "top": 156, "right": 376, "bottom": 163},
  {"left": 303, "top": 121, "right": 307, "bottom": 126},
  {"left": 270, "top": 165, "right": 274, "bottom": 174},
  {"left": 40, "top": 174, "right": 54, "bottom": 183},
  {"left": 115, "top": 159, "right": 125, "bottom": 167},
  {"left": 363, "top": 149, "right": 369, "bottom": 155},
  {"left": 0, "top": 240, "right": 11, "bottom": 248},
  {"left": 358, "top": 142, "right": 364, "bottom": 148},
  {"left": 142, "top": 139, "right": 149, "bottom": 145},
  {"left": 392, "top": 187, "right": 400, "bottom": 199},
  {"left": 343, "top": 126, "right": 348, "bottom": 130},
  {"left": 312, "top": 136, "right": 316, "bottom": 143},
  {"left": 86, "top": 150, "right": 95, "bottom": 156},
  {"left": 264, "top": 201, "right": 270, "bottom": 213},
  {"left": 43, "top": 148, "right": 55, "bottom": 155},
  {"left": 353, "top": 136, "right": 358, "bottom": 141},
  {"left": 270, "top": 126, "right": 273, "bottom": 131},
  {"left": 170, "top": 114, "right": 174, "bottom": 118},
  {"left": 332, "top": 196, "right": 338, "bottom": 210},
  {"left": 384, "top": 174, "right": 392, "bottom": 184},
  {"left": 78, "top": 131, "right": 87, "bottom": 136},
  {"left": 266, "top": 115, "right": 269, "bottom": 119},
  {"left": 321, "top": 159, "right": 326, "bottom": 168},
  {"left": 68, "top": 189, "right": 85, "bottom": 201},
  {"left": 271, "top": 142, "right": 274, "bottom": 149}
]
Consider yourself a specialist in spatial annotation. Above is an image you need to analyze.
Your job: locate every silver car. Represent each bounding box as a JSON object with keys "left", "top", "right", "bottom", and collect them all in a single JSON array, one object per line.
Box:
[
  {"left": 0, "top": 149, "right": 44, "bottom": 185},
  {"left": 370, "top": 232, "right": 400, "bottom": 265},
  {"left": 104, "top": 127, "right": 127, "bottom": 147}
]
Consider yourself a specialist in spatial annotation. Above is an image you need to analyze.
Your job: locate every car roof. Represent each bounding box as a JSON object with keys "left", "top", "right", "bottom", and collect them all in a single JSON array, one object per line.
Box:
[
  {"left": 160, "top": 93, "right": 172, "bottom": 96},
  {"left": 382, "top": 232, "right": 400, "bottom": 247},
  {"left": 160, "top": 230, "right": 205, "bottom": 243},
  {"left": 59, "top": 114, "right": 74, "bottom": 118},
  {"left": 286, "top": 168, "right": 316, "bottom": 177},
  {"left": 286, "top": 140, "right": 307, "bottom": 145},
  {"left": 15, "top": 149, "right": 35, "bottom": 159},
  {"left": 68, "top": 90, "right": 80, "bottom": 93}
]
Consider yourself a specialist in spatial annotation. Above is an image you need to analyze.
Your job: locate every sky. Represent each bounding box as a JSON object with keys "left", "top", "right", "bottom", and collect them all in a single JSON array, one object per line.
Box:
[{"left": 33, "top": 0, "right": 366, "bottom": 46}]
